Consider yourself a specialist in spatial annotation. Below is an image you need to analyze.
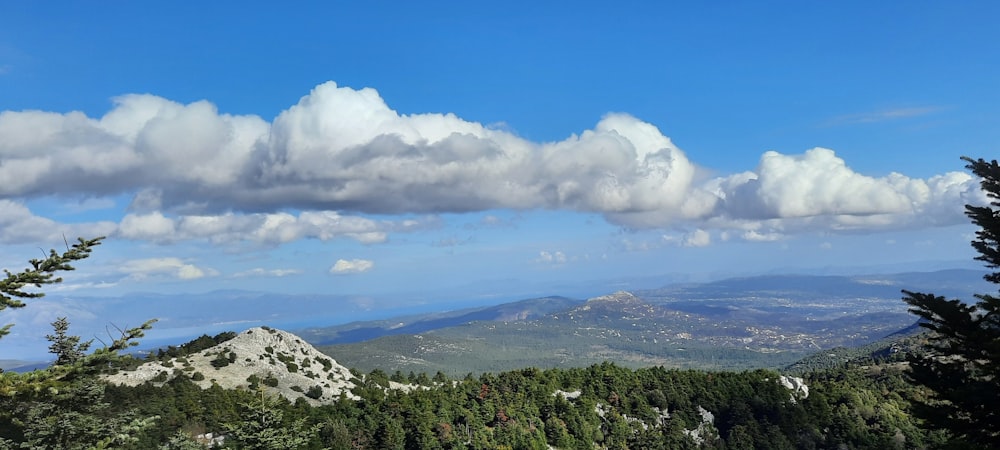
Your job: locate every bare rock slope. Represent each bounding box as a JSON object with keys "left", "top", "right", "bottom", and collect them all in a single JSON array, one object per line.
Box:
[{"left": 105, "top": 327, "right": 357, "bottom": 405}]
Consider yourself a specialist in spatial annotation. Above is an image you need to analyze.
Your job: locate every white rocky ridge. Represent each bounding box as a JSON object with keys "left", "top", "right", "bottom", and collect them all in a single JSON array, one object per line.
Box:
[{"left": 104, "top": 327, "right": 358, "bottom": 405}]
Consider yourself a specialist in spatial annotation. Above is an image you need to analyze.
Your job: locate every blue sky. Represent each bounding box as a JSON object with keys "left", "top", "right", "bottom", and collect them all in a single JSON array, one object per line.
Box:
[{"left": 1, "top": 2, "right": 997, "bottom": 356}]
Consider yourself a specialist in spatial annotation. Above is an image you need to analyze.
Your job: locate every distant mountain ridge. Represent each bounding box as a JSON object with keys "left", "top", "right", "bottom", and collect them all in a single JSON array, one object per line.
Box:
[
  {"left": 297, "top": 295, "right": 581, "bottom": 345},
  {"left": 312, "top": 270, "right": 986, "bottom": 376}
]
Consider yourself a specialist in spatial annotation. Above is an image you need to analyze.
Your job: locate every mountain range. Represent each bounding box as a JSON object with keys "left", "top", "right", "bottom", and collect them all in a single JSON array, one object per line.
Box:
[
  {"left": 307, "top": 269, "right": 988, "bottom": 375},
  {"left": 6, "top": 269, "right": 987, "bottom": 376}
]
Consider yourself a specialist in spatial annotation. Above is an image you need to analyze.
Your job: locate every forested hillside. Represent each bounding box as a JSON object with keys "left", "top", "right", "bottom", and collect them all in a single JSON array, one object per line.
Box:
[{"left": 93, "top": 356, "right": 945, "bottom": 449}]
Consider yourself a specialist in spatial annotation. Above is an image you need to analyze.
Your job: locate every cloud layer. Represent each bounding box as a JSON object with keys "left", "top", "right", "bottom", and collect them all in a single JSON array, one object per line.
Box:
[{"left": 0, "top": 81, "right": 985, "bottom": 246}]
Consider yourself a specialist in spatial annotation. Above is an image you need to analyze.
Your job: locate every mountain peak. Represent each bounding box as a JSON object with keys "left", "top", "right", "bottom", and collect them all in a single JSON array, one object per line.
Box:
[
  {"left": 105, "top": 327, "right": 357, "bottom": 405},
  {"left": 585, "top": 291, "right": 642, "bottom": 304}
]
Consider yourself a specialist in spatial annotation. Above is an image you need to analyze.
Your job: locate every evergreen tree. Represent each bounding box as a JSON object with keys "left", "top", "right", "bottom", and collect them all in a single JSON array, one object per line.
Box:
[
  {"left": 0, "top": 237, "right": 158, "bottom": 447},
  {"left": 1, "top": 237, "right": 102, "bottom": 341},
  {"left": 46, "top": 316, "right": 91, "bottom": 366},
  {"left": 903, "top": 157, "right": 1000, "bottom": 448},
  {"left": 222, "top": 387, "right": 318, "bottom": 449}
]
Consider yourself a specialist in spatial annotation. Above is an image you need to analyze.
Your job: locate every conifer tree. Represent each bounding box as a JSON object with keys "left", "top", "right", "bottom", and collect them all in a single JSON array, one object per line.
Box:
[
  {"left": 222, "top": 387, "right": 319, "bottom": 449},
  {"left": 1, "top": 237, "right": 102, "bottom": 341},
  {"left": 903, "top": 157, "right": 1000, "bottom": 448},
  {"left": 0, "top": 237, "right": 158, "bottom": 447},
  {"left": 46, "top": 316, "right": 92, "bottom": 366}
]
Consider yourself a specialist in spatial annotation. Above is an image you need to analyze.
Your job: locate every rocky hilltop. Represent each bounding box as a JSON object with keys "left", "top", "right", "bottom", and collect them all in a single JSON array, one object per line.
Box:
[{"left": 105, "top": 327, "right": 357, "bottom": 405}]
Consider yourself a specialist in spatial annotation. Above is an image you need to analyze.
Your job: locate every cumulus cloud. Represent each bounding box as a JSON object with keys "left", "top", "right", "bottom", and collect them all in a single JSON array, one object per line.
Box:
[
  {"left": 0, "top": 200, "right": 117, "bottom": 244},
  {"left": 0, "top": 81, "right": 986, "bottom": 245},
  {"left": 0, "top": 82, "right": 706, "bottom": 217},
  {"left": 682, "top": 229, "right": 711, "bottom": 247},
  {"left": 706, "top": 149, "right": 984, "bottom": 237},
  {"left": 119, "top": 257, "right": 215, "bottom": 280},
  {"left": 330, "top": 259, "right": 374, "bottom": 274}
]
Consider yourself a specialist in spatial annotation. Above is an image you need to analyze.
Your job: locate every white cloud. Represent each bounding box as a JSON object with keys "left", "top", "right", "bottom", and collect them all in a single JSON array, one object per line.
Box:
[
  {"left": 743, "top": 230, "right": 784, "bottom": 242},
  {"left": 536, "top": 250, "right": 568, "bottom": 264},
  {"left": 118, "top": 211, "right": 176, "bottom": 241},
  {"left": 0, "top": 82, "right": 985, "bottom": 243},
  {"left": 722, "top": 149, "right": 915, "bottom": 219},
  {"left": 0, "top": 83, "right": 706, "bottom": 218},
  {"left": 119, "top": 257, "right": 215, "bottom": 280},
  {"left": 330, "top": 259, "right": 374, "bottom": 274},
  {"left": 116, "top": 210, "right": 400, "bottom": 245},
  {"left": 0, "top": 200, "right": 117, "bottom": 244},
  {"left": 682, "top": 229, "right": 711, "bottom": 247}
]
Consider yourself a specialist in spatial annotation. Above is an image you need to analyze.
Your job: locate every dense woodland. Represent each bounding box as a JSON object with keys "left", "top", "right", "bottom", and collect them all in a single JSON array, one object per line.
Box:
[{"left": 0, "top": 350, "right": 955, "bottom": 449}]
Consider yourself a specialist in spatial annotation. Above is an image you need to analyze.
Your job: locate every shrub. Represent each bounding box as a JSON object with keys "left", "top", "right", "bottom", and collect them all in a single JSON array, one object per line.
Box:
[
  {"left": 305, "top": 385, "right": 323, "bottom": 400},
  {"left": 211, "top": 352, "right": 231, "bottom": 369}
]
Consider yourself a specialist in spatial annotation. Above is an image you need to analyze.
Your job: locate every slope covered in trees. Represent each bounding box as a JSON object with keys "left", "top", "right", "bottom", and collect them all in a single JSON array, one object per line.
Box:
[{"left": 98, "top": 358, "right": 945, "bottom": 449}]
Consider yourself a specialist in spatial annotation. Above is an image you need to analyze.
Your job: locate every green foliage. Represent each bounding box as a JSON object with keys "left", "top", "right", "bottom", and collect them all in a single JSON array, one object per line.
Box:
[
  {"left": 903, "top": 157, "right": 1000, "bottom": 448},
  {"left": 156, "top": 331, "right": 237, "bottom": 360},
  {"left": 159, "top": 430, "right": 207, "bottom": 450},
  {"left": 0, "top": 364, "right": 160, "bottom": 449},
  {"left": 222, "top": 388, "right": 318, "bottom": 449},
  {"left": 97, "top": 356, "right": 948, "bottom": 449},
  {"left": 305, "top": 385, "right": 323, "bottom": 400},
  {"left": 0, "top": 237, "right": 159, "bottom": 448},
  {"left": 210, "top": 351, "right": 231, "bottom": 369},
  {"left": 0, "top": 237, "right": 103, "bottom": 340},
  {"left": 46, "top": 316, "right": 92, "bottom": 366}
]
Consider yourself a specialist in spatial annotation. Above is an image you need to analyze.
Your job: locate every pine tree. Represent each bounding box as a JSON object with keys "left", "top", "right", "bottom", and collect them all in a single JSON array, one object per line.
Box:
[
  {"left": 222, "top": 387, "right": 319, "bottom": 449},
  {"left": 46, "top": 316, "right": 92, "bottom": 366},
  {"left": 1, "top": 237, "right": 102, "bottom": 341},
  {"left": 903, "top": 157, "right": 1000, "bottom": 448},
  {"left": 0, "top": 237, "right": 158, "bottom": 447}
]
